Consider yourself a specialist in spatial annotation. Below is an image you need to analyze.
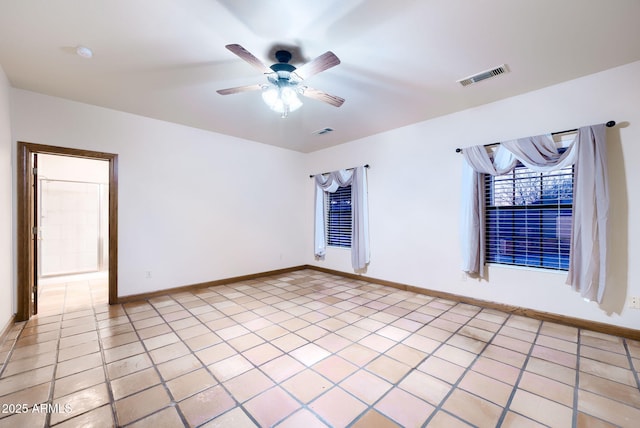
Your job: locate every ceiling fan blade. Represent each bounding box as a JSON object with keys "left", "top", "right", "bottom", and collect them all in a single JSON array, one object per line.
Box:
[
  {"left": 216, "top": 84, "right": 263, "bottom": 95},
  {"left": 293, "top": 51, "right": 341, "bottom": 80},
  {"left": 300, "top": 87, "right": 345, "bottom": 107},
  {"left": 225, "top": 44, "right": 272, "bottom": 74}
]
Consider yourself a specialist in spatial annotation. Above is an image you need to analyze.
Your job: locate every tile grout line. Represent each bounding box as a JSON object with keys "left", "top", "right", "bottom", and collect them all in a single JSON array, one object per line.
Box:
[
  {"left": 50, "top": 282, "right": 106, "bottom": 427},
  {"left": 120, "top": 289, "right": 263, "bottom": 426},
  {"left": 316, "top": 295, "right": 501, "bottom": 427},
  {"left": 623, "top": 338, "right": 640, "bottom": 392},
  {"left": 44, "top": 283, "right": 66, "bottom": 428},
  {"left": 48, "top": 288, "right": 117, "bottom": 426},
  {"left": 307, "top": 280, "right": 438, "bottom": 426},
  {"left": 440, "top": 315, "right": 522, "bottom": 427},
  {"left": 419, "top": 306, "right": 513, "bottom": 428},
  {"left": 0, "top": 321, "right": 27, "bottom": 380},
  {"left": 232, "top": 276, "right": 360, "bottom": 427},
  {"left": 271, "top": 278, "right": 379, "bottom": 426},
  {"left": 170, "top": 276, "right": 540, "bottom": 427},
  {"left": 119, "top": 297, "right": 193, "bottom": 427},
  {"left": 494, "top": 317, "right": 543, "bottom": 427},
  {"left": 248, "top": 281, "right": 343, "bottom": 428},
  {"left": 290, "top": 283, "right": 437, "bottom": 427},
  {"left": 46, "top": 283, "right": 101, "bottom": 427},
  {"left": 95, "top": 304, "right": 124, "bottom": 428},
  {"left": 7, "top": 270, "right": 640, "bottom": 427},
  {"left": 571, "top": 329, "right": 582, "bottom": 428},
  {"left": 204, "top": 275, "right": 417, "bottom": 427},
  {"left": 169, "top": 291, "right": 263, "bottom": 428},
  {"left": 78, "top": 274, "right": 640, "bottom": 426},
  {"left": 273, "top": 277, "right": 429, "bottom": 427},
  {"left": 197, "top": 286, "right": 287, "bottom": 427},
  {"left": 577, "top": 333, "right": 640, "bottom": 413},
  {"left": 227, "top": 275, "right": 358, "bottom": 425},
  {"left": 0, "top": 318, "right": 36, "bottom": 423},
  {"left": 7, "top": 275, "right": 316, "bottom": 426}
]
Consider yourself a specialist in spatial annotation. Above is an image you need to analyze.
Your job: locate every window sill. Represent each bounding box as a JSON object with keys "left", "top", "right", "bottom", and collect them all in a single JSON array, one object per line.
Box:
[
  {"left": 486, "top": 263, "right": 567, "bottom": 275},
  {"left": 327, "top": 245, "right": 351, "bottom": 251}
]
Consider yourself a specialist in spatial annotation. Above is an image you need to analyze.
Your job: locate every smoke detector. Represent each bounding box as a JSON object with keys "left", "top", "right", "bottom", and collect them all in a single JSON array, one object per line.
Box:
[
  {"left": 76, "top": 46, "right": 93, "bottom": 59},
  {"left": 457, "top": 64, "right": 509, "bottom": 87}
]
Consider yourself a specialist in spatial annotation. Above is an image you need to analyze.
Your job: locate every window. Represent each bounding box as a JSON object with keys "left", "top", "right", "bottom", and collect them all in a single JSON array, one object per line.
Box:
[
  {"left": 485, "top": 158, "right": 573, "bottom": 270},
  {"left": 326, "top": 185, "right": 352, "bottom": 248}
]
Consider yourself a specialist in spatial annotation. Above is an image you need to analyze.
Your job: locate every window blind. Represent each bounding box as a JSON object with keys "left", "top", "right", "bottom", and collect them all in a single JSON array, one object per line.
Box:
[
  {"left": 326, "top": 185, "right": 352, "bottom": 248},
  {"left": 485, "top": 163, "right": 573, "bottom": 270}
]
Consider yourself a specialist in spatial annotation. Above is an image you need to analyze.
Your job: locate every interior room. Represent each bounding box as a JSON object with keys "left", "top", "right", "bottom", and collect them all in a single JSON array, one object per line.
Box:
[
  {"left": 1, "top": 1, "right": 639, "bottom": 427},
  {"left": 35, "top": 154, "right": 110, "bottom": 314}
]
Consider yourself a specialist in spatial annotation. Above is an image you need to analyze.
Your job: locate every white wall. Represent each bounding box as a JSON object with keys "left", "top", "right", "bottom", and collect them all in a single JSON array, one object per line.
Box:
[
  {"left": 305, "top": 60, "right": 640, "bottom": 330},
  {"left": 10, "top": 90, "right": 308, "bottom": 297},
  {"left": 7, "top": 61, "right": 640, "bottom": 331},
  {"left": 0, "top": 66, "right": 13, "bottom": 330},
  {"left": 39, "top": 154, "right": 109, "bottom": 184}
]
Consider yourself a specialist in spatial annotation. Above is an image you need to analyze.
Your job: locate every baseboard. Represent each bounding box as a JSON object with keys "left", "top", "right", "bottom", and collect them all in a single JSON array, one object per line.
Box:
[
  {"left": 117, "top": 265, "right": 308, "bottom": 304},
  {"left": 117, "top": 263, "right": 640, "bottom": 341},
  {"left": 303, "top": 265, "right": 640, "bottom": 342}
]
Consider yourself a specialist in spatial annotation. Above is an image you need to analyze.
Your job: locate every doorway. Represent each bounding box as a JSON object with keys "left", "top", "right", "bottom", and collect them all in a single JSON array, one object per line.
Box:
[
  {"left": 37, "top": 154, "right": 110, "bottom": 313},
  {"left": 17, "top": 142, "right": 118, "bottom": 321}
]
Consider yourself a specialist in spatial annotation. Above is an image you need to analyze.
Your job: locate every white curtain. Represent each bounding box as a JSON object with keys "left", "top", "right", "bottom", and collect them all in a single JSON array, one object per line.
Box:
[
  {"left": 460, "top": 124, "right": 609, "bottom": 302},
  {"left": 314, "top": 166, "right": 370, "bottom": 271}
]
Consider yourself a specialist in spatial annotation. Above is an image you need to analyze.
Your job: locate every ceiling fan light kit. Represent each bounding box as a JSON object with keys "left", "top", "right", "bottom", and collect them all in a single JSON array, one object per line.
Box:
[
  {"left": 217, "top": 44, "right": 344, "bottom": 118},
  {"left": 261, "top": 84, "right": 303, "bottom": 118},
  {"left": 261, "top": 50, "right": 304, "bottom": 118}
]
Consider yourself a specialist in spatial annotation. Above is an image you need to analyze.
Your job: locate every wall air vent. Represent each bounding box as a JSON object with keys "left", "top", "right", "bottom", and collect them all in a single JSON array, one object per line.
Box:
[
  {"left": 457, "top": 64, "right": 509, "bottom": 87},
  {"left": 312, "top": 127, "right": 334, "bottom": 135}
]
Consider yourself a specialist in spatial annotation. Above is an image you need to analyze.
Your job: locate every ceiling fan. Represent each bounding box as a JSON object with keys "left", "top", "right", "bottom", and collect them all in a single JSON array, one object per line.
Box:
[{"left": 217, "top": 44, "right": 344, "bottom": 118}]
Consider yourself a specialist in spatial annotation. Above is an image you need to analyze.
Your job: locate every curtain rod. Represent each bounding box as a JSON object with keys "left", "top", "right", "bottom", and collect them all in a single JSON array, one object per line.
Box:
[
  {"left": 309, "top": 164, "right": 370, "bottom": 178},
  {"left": 455, "top": 120, "right": 616, "bottom": 153}
]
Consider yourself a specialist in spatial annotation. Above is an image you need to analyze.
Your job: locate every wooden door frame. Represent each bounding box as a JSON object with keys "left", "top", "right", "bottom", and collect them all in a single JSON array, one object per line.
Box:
[{"left": 16, "top": 142, "right": 118, "bottom": 321}]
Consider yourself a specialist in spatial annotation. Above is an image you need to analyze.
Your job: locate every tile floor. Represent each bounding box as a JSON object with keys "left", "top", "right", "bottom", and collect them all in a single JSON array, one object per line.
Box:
[{"left": 1, "top": 269, "right": 639, "bottom": 427}]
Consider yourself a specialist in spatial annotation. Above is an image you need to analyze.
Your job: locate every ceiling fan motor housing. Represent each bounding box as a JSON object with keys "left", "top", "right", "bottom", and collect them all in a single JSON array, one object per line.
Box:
[
  {"left": 271, "top": 50, "right": 296, "bottom": 74},
  {"left": 275, "top": 50, "right": 292, "bottom": 63}
]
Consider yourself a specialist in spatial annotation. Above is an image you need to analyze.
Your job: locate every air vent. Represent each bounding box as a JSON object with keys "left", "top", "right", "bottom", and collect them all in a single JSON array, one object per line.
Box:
[
  {"left": 312, "top": 127, "right": 334, "bottom": 135},
  {"left": 457, "top": 64, "right": 509, "bottom": 87}
]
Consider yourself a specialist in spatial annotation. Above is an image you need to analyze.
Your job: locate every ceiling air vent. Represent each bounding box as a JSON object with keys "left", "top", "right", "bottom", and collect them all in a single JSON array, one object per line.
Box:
[
  {"left": 312, "top": 127, "right": 334, "bottom": 135},
  {"left": 457, "top": 64, "right": 509, "bottom": 87}
]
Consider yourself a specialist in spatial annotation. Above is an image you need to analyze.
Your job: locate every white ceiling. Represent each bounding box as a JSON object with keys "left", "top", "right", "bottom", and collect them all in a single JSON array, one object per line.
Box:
[{"left": 1, "top": 0, "right": 639, "bottom": 153}]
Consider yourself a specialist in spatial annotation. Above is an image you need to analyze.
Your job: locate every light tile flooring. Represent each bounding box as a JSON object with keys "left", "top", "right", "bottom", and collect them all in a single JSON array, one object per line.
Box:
[{"left": 1, "top": 269, "right": 640, "bottom": 427}]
